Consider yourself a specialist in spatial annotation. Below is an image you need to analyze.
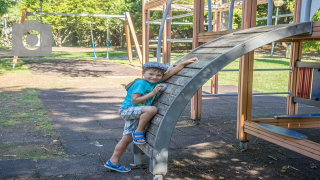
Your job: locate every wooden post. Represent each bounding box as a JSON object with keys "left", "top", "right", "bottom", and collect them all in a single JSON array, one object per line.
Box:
[
  {"left": 287, "top": 0, "right": 302, "bottom": 115},
  {"left": 12, "top": 8, "right": 27, "bottom": 67},
  {"left": 163, "top": 3, "right": 172, "bottom": 66},
  {"left": 124, "top": 19, "right": 133, "bottom": 63},
  {"left": 125, "top": 12, "right": 142, "bottom": 64},
  {"left": 191, "top": 0, "right": 204, "bottom": 120},
  {"left": 211, "top": 8, "right": 221, "bottom": 94},
  {"left": 236, "top": 0, "right": 257, "bottom": 141},
  {"left": 142, "top": 0, "right": 150, "bottom": 64}
]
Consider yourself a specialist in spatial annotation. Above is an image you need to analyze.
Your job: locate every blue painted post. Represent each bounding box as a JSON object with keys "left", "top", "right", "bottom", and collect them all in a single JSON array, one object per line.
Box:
[
  {"left": 267, "top": 0, "right": 273, "bottom": 25},
  {"left": 89, "top": 17, "right": 97, "bottom": 60},
  {"left": 228, "top": 0, "right": 235, "bottom": 30},
  {"left": 208, "top": 0, "right": 212, "bottom": 32},
  {"left": 106, "top": 18, "right": 109, "bottom": 59}
]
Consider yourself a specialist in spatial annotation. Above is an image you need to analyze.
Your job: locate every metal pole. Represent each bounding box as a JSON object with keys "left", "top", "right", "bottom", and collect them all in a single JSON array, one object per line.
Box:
[
  {"left": 4, "top": 17, "right": 9, "bottom": 47},
  {"left": 271, "top": 7, "right": 279, "bottom": 56},
  {"left": 40, "top": 0, "right": 42, "bottom": 24},
  {"left": 228, "top": 0, "right": 235, "bottom": 30},
  {"left": 304, "top": 0, "right": 312, "bottom": 22},
  {"left": 106, "top": 18, "right": 109, "bottom": 59},
  {"left": 27, "top": 12, "right": 125, "bottom": 18},
  {"left": 208, "top": 0, "right": 212, "bottom": 32},
  {"left": 267, "top": 0, "right": 273, "bottom": 25},
  {"left": 157, "top": 0, "right": 173, "bottom": 63}
]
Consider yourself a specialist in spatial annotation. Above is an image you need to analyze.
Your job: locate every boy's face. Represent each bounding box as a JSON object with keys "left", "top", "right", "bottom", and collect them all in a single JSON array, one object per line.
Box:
[{"left": 143, "top": 69, "right": 164, "bottom": 84}]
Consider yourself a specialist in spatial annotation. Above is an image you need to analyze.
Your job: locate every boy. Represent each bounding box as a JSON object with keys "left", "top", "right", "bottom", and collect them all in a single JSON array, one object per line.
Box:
[{"left": 104, "top": 58, "right": 197, "bottom": 172}]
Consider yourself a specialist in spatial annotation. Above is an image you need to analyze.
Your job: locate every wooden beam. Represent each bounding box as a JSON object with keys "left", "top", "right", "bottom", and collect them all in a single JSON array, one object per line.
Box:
[
  {"left": 162, "top": 3, "right": 171, "bottom": 65},
  {"left": 142, "top": 1, "right": 150, "bottom": 64},
  {"left": 287, "top": 42, "right": 302, "bottom": 115},
  {"left": 190, "top": 0, "right": 204, "bottom": 120},
  {"left": 287, "top": 0, "right": 301, "bottom": 115},
  {"left": 125, "top": 12, "right": 142, "bottom": 64},
  {"left": 250, "top": 118, "right": 320, "bottom": 129},
  {"left": 236, "top": 0, "right": 257, "bottom": 141},
  {"left": 12, "top": 8, "right": 27, "bottom": 66},
  {"left": 124, "top": 22, "right": 133, "bottom": 64},
  {"left": 244, "top": 121, "right": 320, "bottom": 161},
  {"left": 198, "top": 22, "right": 320, "bottom": 43}
]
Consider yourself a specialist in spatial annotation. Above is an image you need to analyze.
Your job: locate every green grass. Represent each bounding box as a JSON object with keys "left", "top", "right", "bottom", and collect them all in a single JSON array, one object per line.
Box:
[
  {"left": 2, "top": 50, "right": 316, "bottom": 95},
  {"left": 0, "top": 89, "right": 55, "bottom": 135},
  {"left": 203, "top": 57, "right": 292, "bottom": 95}
]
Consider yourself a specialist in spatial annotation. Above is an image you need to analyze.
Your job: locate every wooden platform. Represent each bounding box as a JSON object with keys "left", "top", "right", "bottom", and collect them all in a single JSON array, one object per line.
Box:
[
  {"left": 244, "top": 120, "right": 320, "bottom": 161},
  {"left": 198, "top": 21, "right": 320, "bottom": 43}
]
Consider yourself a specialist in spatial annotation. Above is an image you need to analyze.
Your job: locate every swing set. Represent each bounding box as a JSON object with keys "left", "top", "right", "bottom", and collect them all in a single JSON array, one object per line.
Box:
[{"left": 12, "top": 9, "right": 142, "bottom": 67}]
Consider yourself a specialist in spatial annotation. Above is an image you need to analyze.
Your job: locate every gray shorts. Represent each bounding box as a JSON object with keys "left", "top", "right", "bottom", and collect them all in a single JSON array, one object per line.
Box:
[{"left": 119, "top": 106, "right": 144, "bottom": 135}]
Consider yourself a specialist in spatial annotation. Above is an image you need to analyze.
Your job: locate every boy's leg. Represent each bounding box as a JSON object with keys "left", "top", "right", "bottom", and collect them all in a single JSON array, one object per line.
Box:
[
  {"left": 108, "top": 134, "right": 132, "bottom": 165},
  {"left": 135, "top": 106, "right": 157, "bottom": 133}
]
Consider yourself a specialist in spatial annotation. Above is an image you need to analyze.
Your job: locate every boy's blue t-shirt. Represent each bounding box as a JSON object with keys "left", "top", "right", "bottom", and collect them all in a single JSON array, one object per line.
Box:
[{"left": 120, "top": 79, "right": 162, "bottom": 108}]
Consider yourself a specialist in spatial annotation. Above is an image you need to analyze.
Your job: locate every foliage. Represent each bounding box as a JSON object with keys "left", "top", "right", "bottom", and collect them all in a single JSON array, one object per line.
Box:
[
  {"left": 0, "top": 0, "right": 17, "bottom": 17},
  {"left": 303, "top": 8, "right": 320, "bottom": 53},
  {"left": 1, "top": 0, "right": 320, "bottom": 53}
]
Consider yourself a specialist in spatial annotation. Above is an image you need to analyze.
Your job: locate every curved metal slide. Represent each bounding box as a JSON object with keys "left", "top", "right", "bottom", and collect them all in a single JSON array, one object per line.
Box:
[{"left": 134, "top": 22, "right": 313, "bottom": 177}]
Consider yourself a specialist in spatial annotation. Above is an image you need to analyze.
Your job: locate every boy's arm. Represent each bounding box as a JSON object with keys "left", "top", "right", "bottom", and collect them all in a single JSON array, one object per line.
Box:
[
  {"left": 162, "top": 57, "right": 198, "bottom": 81},
  {"left": 131, "top": 84, "right": 162, "bottom": 104}
]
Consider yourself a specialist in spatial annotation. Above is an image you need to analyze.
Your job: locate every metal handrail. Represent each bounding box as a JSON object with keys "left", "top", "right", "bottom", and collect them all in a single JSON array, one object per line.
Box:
[
  {"left": 219, "top": 68, "right": 292, "bottom": 72},
  {"left": 157, "top": 0, "right": 173, "bottom": 63},
  {"left": 202, "top": 92, "right": 290, "bottom": 97}
]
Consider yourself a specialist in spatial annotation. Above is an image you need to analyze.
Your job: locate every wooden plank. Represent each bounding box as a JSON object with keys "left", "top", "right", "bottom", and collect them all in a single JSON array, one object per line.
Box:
[
  {"left": 287, "top": 42, "right": 302, "bottom": 115},
  {"left": 245, "top": 121, "right": 320, "bottom": 151},
  {"left": 151, "top": 114, "right": 163, "bottom": 126},
  {"left": 313, "top": 21, "right": 320, "bottom": 27},
  {"left": 198, "top": 29, "right": 240, "bottom": 37},
  {"left": 147, "top": 123, "right": 159, "bottom": 137},
  {"left": 176, "top": 68, "right": 200, "bottom": 77},
  {"left": 244, "top": 121, "right": 320, "bottom": 160},
  {"left": 312, "top": 27, "right": 320, "bottom": 32},
  {"left": 124, "top": 24, "right": 132, "bottom": 63},
  {"left": 203, "top": 33, "right": 263, "bottom": 48},
  {"left": 142, "top": 0, "right": 149, "bottom": 64},
  {"left": 125, "top": 12, "right": 142, "bottom": 64},
  {"left": 312, "top": 32, "right": 320, "bottom": 37},
  {"left": 145, "top": 131, "right": 156, "bottom": 146},
  {"left": 136, "top": 143, "right": 153, "bottom": 158},
  {"left": 185, "top": 59, "right": 213, "bottom": 69},
  {"left": 251, "top": 118, "right": 320, "bottom": 123},
  {"left": 192, "top": 47, "right": 231, "bottom": 54},
  {"left": 153, "top": 101, "right": 169, "bottom": 115},
  {"left": 165, "top": 75, "right": 191, "bottom": 86},
  {"left": 157, "top": 93, "right": 175, "bottom": 106},
  {"left": 164, "top": 83, "right": 183, "bottom": 96},
  {"left": 13, "top": 8, "right": 28, "bottom": 65},
  {"left": 179, "top": 53, "right": 220, "bottom": 63}
]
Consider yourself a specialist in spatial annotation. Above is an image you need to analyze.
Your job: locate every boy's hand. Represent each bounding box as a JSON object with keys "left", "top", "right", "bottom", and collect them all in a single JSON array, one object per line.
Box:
[
  {"left": 181, "top": 57, "right": 198, "bottom": 65},
  {"left": 152, "top": 84, "right": 163, "bottom": 95}
]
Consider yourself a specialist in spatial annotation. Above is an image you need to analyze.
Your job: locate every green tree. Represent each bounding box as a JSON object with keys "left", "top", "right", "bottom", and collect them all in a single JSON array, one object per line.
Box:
[{"left": 0, "top": 0, "right": 17, "bottom": 17}]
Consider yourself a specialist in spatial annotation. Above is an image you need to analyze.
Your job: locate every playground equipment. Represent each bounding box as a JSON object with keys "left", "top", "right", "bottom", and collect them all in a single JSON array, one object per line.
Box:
[
  {"left": 137, "top": 0, "right": 320, "bottom": 179},
  {"left": 12, "top": 9, "right": 142, "bottom": 67},
  {"left": 88, "top": 17, "right": 97, "bottom": 59}
]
